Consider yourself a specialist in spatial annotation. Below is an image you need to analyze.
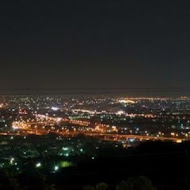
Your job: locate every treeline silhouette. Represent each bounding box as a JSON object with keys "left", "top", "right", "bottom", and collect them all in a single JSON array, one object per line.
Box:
[
  {"left": 83, "top": 176, "right": 156, "bottom": 190},
  {"left": 0, "top": 141, "right": 190, "bottom": 190},
  {"left": 0, "top": 171, "right": 155, "bottom": 190}
]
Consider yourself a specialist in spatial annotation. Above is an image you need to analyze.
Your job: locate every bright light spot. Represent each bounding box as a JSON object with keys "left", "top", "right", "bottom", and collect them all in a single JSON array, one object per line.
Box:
[
  {"left": 12, "top": 125, "right": 19, "bottom": 129},
  {"left": 119, "top": 99, "right": 135, "bottom": 104},
  {"left": 57, "top": 118, "right": 62, "bottom": 122},
  {"left": 51, "top": 107, "right": 59, "bottom": 111},
  {"left": 60, "top": 161, "right": 73, "bottom": 168},
  {"left": 116, "top": 110, "right": 125, "bottom": 115},
  {"left": 10, "top": 157, "right": 14, "bottom": 165},
  {"left": 36, "top": 162, "right": 42, "bottom": 168},
  {"left": 129, "top": 138, "right": 135, "bottom": 143},
  {"left": 54, "top": 166, "right": 59, "bottom": 171},
  {"left": 176, "top": 139, "right": 182, "bottom": 143},
  {"left": 62, "top": 147, "right": 69, "bottom": 151}
]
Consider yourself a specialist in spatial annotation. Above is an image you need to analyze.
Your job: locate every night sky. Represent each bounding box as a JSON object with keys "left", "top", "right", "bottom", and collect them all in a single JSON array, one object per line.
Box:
[{"left": 0, "top": 0, "right": 190, "bottom": 93}]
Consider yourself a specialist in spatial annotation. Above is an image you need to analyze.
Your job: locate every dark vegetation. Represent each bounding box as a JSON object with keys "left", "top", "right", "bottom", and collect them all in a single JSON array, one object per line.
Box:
[{"left": 0, "top": 141, "right": 190, "bottom": 190}]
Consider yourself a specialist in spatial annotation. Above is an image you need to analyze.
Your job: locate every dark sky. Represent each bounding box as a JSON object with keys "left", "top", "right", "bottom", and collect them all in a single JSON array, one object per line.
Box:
[{"left": 0, "top": 0, "right": 190, "bottom": 92}]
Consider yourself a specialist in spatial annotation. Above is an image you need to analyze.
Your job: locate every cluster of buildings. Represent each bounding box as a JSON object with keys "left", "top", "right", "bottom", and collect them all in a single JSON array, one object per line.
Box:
[{"left": 0, "top": 95, "right": 189, "bottom": 172}]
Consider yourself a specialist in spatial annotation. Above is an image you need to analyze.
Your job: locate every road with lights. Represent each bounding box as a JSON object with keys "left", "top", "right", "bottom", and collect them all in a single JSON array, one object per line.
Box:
[{"left": 11, "top": 118, "right": 184, "bottom": 143}]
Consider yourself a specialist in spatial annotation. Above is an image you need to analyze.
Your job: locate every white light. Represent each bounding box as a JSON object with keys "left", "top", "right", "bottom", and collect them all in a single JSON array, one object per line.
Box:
[
  {"left": 10, "top": 157, "right": 14, "bottom": 165},
  {"left": 51, "top": 107, "right": 59, "bottom": 111},
  {"left": 57, "top": 118, "right": 62, "bottom": 122},
  {"left": 119, "top": 99, "right": 135, "bottom": 104},
  {"left": 12, "top": 126, "right": 18, "bottom": 130},
  {"left": 54, "top": 166, "right": 59, "bottom": 171},
  {"left": 36, "top": 162, "right": 41, "bottom": 168},
  {"left": 116, "top": 110, "right": 125, "bottom": 115},
  {"left": 62, "top": 147, "right": 69, "bottom": 151}
]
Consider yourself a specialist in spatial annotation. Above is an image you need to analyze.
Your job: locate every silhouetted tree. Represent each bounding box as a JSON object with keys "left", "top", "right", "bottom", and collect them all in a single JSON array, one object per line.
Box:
[
  {"left": 83, "top": 183, "right": 108, "bottom": 190},
  {"left": 96, "top": 183, "right": 108, "bottom": 190},
  {"left": 125, "top": 176, "right": 156, "bottom": 190},
  {"left": 116, "top": 180, "right": 127, "bottom": 190},
  {"left": 83, "top": 185, "right": 95, "bottom": 190}
]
